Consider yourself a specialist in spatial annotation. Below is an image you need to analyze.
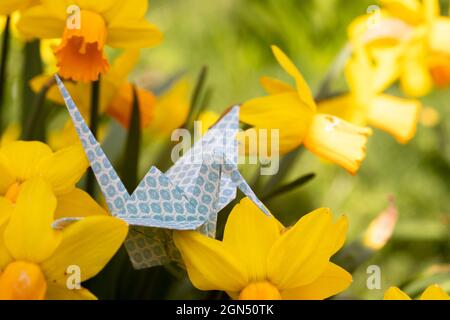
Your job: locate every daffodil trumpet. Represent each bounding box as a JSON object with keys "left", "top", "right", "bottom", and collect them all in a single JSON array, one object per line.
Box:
[{"left": 18, "top": 0, "right": 163, "bottom": 83}]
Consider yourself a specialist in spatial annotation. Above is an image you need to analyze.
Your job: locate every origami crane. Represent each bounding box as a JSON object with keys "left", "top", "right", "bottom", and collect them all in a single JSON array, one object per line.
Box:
[{"left": 54, "top": 75, "right": 269, "bottom": 269}]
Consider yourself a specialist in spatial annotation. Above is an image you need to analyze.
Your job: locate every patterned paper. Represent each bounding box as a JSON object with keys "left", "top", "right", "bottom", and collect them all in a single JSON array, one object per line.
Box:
[{"left": 54, "top": 75, "right": 269, "bottom": 269}]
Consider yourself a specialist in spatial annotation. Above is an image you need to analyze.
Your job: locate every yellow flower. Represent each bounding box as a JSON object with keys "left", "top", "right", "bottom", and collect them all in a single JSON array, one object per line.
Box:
[
  {"left": 348, "top": 0, "right": 450, "bottom": 96},
  {"left": 174, "top": 198, "right": 352, "bottom": 300},
  {"left": 0, "top": 141, "right": 106, "bottom": 220},
  {"left": 240, "top": 46, "right": 371, "bottom": 174},
  {"left": 319, "top": 48, "right": 421, "bottom": 144},
  {"left": 18, "top": 0, "right": 162, "bottom": 82},
  {"left": 147, "top": 78, "right": 191, "bottom": 136},
  {"left": 384, "top": 284, "right": 450, "bottom": 300},
  {"left": 0, "top": 124, "right": 20, "bottom": 147},
  {"left": 197, "top": 111, "right": 220, "bottom": 135},
  {"left": 31, "top": 50, "right": 156, "bottom": 129},
  {"left": 0, "top": 177, "right": 127, "bottom": 299},
  {"left": 0, "top": 0, "right": 40, "bottom": 16},
  {"left": 48, "top": 119, "right": 108, "bottom": 151}
]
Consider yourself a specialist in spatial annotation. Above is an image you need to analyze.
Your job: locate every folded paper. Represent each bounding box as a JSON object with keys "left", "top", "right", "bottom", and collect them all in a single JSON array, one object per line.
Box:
[{"left": 54, "top": 75, "right": 269, "bottom": 269}]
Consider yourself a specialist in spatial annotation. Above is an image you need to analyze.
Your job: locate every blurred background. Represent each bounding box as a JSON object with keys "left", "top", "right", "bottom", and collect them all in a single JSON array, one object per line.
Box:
[{"left": 2, "top": 0, "right": 449, "bottom": 299}]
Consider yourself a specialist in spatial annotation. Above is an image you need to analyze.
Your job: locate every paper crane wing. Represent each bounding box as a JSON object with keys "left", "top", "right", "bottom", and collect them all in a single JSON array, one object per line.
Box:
[{"left": 54, "top": 75, "right": 212, "bottom": 230}]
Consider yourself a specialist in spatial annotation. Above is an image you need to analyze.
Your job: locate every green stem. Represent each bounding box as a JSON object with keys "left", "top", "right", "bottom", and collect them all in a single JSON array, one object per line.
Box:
[
  {"left": 86, "top": 78, "right": 101, "bottom": 196},
  {"left": 261, "top": 173, "right": 315, "bottom": 201},
  {"left": 21, "top": 40, "right": 43, "bottom": 128},
  {"left": 0, "top": 16, "right": 11, "bottom": 134},
  {"left": 21, "top": 77, "right": 56, "bottom": 141},
  {"left": 121, "top": 85, "right": 141, "bottom": 193},
  {"left": 184, "top": 65, "right": 208, "bottom": 131}
]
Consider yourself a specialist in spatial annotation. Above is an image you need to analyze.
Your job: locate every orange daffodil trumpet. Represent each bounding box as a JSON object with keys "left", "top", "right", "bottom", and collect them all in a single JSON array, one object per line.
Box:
[
  {"left": 174, "top": 198, "right": 352, "bottom": 300},
  {"left": 0, "top": 177, "right": 128, "bottom": 299},
  {"left": 31, "top": 50, "right": 157, "bottom": 130},
  {"left": 18, "top": 0, "right": 162, "bottom": 82},
  {"left": 240, "top": 46, "right": 371, "bottom": 175},
  {"left": 384, "top": 284, "right": 450, "bottom": 300},
  {"left": 318, "top": 47, "right": 421, "bottom": 144}
]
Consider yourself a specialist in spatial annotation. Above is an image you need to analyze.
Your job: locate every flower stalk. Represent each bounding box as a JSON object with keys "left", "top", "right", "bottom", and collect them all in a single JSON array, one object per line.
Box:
[
  {"left": 0, "top": 16, "right": 11, "bottom": 133},
  {"left": 86, "top": 78, "right": 101, "bottom": 196}
]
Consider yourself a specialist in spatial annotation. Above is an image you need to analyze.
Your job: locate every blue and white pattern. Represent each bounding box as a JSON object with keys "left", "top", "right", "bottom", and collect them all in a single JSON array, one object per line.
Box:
[{"left": 54, "top": 75, "right": 269, "bottom": 269}]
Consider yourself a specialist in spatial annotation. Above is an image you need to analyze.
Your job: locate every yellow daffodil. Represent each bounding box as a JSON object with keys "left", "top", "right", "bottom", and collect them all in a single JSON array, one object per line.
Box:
[
  {"left": 319, "top": 48, "right": 421, "bottom": 144},
  {"left": 174, "top": 197, "right": 352, "bottom": 300},
  {"left": 146, "top": 78, "right": 191, "bottom": 136},
  {"left": 240, "top": 46, "right": 371, "bottom": 174},
  {"left": 18, "top": 0, "right": 162, "bottom": 82},
  {"left": 0, "top": 177, "right": 127, "bottom": 299},
  {"left": 348, "top": 0, "right": 450, "bottom": 96},
  {"left": 0, "top": 140, "right": 106, "bottom": 220},
  {"left": 384, "top": 284, "right": 450, "bottom": 300},
  {"left": 31, "top": 50, "right": 156, "bottom": 129},
  {"left": 0, "top": 124, "right": 20, "bottom": 147}
]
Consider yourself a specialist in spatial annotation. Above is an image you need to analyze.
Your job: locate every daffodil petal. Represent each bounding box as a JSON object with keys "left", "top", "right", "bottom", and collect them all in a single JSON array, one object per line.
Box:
[
  {"left": 0, "top": 217, "right": 13, "bottom": 270},
  {"left": 38, "top": 144, "right": 89, "bottom": 195},
  {"left": 173, "top": 231, "right": 248, "bottom": 292},
  {"left": 0, "top": 152, "right": 15, "bottom": 194},
  {"left": 0, "top": 141, "right": 53, "bottom": 182},
  {"left": 108, "top": 20, "right": 163, "bottom": 48},
  {"left": 317, "top": 94, "right": 361, "bottom": 123},
  {"left": 0, "top": 197, "right": 13, "bottom": 231},
  {"left": 41, "top": 216, "right": 128, "bottom": 284},
  {"left": 73, "top": 0, "right": 117, "bottom": 14},
  {"left": 420, "top": 284, "right": 450, "bottom": 300},
  {"left": 400, "top": 43, "right": 433, "bottom": 97},
  {"left": 222, "top": 198, "right": 280, "bottom": 282},
  {"left": 240, "top": 92, "right": 314, "bottom": 154},
  {"left": 271, "top": 45, "right": 316, "bottom": 110},
  {"left": 331, "top": 215, "right": 349, "bottom": 255},
  {"left": 4, "top": 177, "right": 61, "bottom": 262},
  {"left": 45, "top": 284, "right": 97, "bottom": 300},
  {"left": 430, "top": 18, "right": 450, "bottom": 53},
  {"left": 281, "top": 263, "right": 352, "bottom": 300},
  {"left": 40, "top": 0, "right": 71, "bottom": 19},
  {"left": 55, "top": 188, "right": 108, "bottom": 220},
  {"left": 0, "top": 0, "right": 37, "bottom": 15},
  {"left": 384, "top": 286, "right": 412, "bottom": 300},
  {"left": 103, "top": 0, "right": 149, "bottom": 25},
  {"left": 260, "top": 76, "right": 294, "bottom": 95},
  {"left": 380, "top": 0, "right": 422, "bottom": 25},
  {"left": 17, "top": 5, "right": 65, "bottom": 39},
  {"left": 267, "top": 208, "right": 342, "bottom": 290},
  {"left": 150, "top": 78, "right": 191, "bottom": 136}
]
